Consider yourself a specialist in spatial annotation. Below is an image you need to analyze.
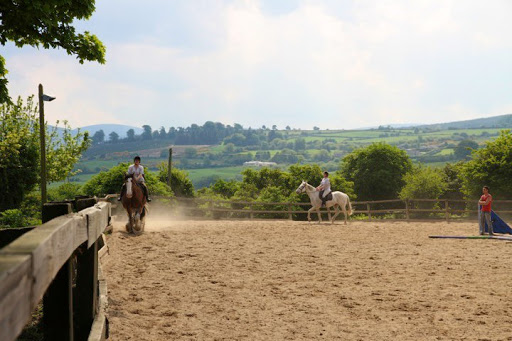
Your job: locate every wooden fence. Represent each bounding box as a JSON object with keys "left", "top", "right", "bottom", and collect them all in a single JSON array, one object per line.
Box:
[
  {"left": 0, "top": 200, "right": 111, "bottom": 341},
  {"left": 146, "top": 196, "right": 512, "bottom": 221}
]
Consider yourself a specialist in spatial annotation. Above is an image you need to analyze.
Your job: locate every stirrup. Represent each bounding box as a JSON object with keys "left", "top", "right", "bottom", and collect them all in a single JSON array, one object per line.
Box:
[{"left": 147, "top": 197, "right": 152, "bottom": 202}]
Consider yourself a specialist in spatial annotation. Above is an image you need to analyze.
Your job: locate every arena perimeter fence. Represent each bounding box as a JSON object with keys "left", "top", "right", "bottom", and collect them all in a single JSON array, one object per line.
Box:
[
  {"left": 110, "top": 196, "right": 512, "bottom": 222},
  {"left": 0, "top": 198, "right": 111, "bottom": 341}
]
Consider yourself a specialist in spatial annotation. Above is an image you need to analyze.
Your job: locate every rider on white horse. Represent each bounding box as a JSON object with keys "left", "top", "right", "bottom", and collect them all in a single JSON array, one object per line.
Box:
[{"left": 316, "top": 171, "right": 331, "bottom": 207}]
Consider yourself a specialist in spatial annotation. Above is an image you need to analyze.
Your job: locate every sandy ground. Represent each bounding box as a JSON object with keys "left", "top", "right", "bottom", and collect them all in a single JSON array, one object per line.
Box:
[{"left": 102, "top": 218, "right": 512, "bottom": 341}]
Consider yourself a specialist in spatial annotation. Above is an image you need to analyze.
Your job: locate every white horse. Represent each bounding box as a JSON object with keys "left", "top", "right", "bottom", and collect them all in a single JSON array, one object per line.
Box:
[{"left": 295, "top": 181, "right": 353, "bottom": 224}]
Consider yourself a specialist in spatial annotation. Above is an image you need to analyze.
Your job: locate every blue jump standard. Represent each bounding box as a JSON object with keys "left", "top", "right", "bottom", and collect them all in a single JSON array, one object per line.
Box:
[
  {"left": 430, "top": 207, "right": 511, "bottom": 241},
  {"left": 478, "top": 207, "right": 512, "bottom": 234}
]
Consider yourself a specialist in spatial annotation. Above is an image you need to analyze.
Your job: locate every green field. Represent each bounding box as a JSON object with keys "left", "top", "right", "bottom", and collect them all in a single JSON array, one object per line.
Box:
[{"left": 65, "top": 127, "right": 509, "bottom": 190}]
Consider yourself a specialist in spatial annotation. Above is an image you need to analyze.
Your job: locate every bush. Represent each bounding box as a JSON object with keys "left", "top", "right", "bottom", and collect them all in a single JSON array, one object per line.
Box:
[
  {"left": 461, "top": 130, "right": 512, "bottom": 200},
  {"left": 157, "top": 163, "right": 195, "bottom": 197},
  {"left": 399, "top": 166, "right": 447, "bottom": 218},
  {"left": 342, "top": 143, "right": 412, "bottom": 201},
  {"left": 0, "top": 209, "right": 38, "bottom": 228},
  {"left": 48, "top": 183, "right": 82, "bottom": 202},
  {"left": 81, "top": 163, "right": 173, "bottom": 197}
]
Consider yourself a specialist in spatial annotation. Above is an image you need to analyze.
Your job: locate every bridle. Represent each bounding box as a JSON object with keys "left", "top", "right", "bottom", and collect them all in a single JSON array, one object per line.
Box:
[{"left": 296, "top": 182, "right": 307, "bottom": 193}]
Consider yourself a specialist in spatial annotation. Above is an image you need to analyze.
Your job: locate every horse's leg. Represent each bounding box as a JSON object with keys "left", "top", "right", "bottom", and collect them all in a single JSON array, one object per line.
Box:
[
  {"left": 326, "top": 206, "right": 332, "bottom": 223},
  {"left": 317, "top": 206, "right": 322, "bottom": 223},
  {"left": 331, "top": 205, "right": 340, "bottom": 224},
  {"left": 307, "top": 207, "right": 315, "bottom": 223},
  {"left": 342, "top": 204, "right": 348, "bottom": 225},
  {"left": 125, "top": 208, "right": 132, "bottom": 232}
]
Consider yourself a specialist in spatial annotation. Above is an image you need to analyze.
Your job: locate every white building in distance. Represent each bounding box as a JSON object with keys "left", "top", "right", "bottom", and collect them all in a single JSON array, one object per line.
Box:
[{"left": 243, "top": 161, "right": 277, "bottom": 167}]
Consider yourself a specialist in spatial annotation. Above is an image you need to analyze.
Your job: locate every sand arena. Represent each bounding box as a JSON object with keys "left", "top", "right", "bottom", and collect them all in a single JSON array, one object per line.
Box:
[{"left": 103, "top": 218, "right": 512, "bottom": 340}]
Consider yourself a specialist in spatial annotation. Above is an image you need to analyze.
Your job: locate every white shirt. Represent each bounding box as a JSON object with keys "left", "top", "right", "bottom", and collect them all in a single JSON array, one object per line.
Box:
[
  {"left": 128, "top": 164, "right": 145, "bottom": 182},
  {"left": 320, "top": 177, "right": 331, "bottom": 193}
]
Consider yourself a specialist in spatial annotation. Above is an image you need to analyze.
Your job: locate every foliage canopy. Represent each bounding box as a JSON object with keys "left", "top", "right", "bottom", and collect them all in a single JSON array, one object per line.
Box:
[
  {"left": 342, "top": 143, "right": 412, "bottom": 201},
  {"left": 0, "top": 97, "right": 89, "bottom": 210},
  {"left": 0, "top": 0, "right": 106, "bottom": 103},
  {"left": 461, "top": 130, "right": 512, "bottom": 199}
]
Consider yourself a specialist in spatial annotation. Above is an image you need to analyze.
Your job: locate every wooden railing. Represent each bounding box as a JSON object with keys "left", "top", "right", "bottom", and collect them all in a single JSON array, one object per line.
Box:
[
  {"left": 0, "top": 201, "right": 111, "bottom": 341},
  {"left": 147, "top": 196, "right": 512, "bottom": 221}
]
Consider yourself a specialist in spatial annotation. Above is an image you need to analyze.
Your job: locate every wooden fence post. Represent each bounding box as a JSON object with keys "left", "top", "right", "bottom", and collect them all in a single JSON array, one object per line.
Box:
[
  {"left": 74, "top": 240, "right": 99, "bottom": 341},
  {"left": 249, "top": 202, "right": 254, "bottom": 220},
  {"left": 405, "top": 200, "right": 410, "bottom": 221},
  {"left": 445, "top": 200, "right": 450, "bottom": 222},
  {"left": 208, "top": 200, "right": 214, "bottom": 219},
  {"left": 288, "top": 203, "right": 293, "bottom": 220},
  {"left": 367, "top": 203, "right": 371, "bottom": 221},
  {"left": 43, "top": 258, "right": 74, "bottom": 341},
  {"left": 42, "top": 202, "right": 74, "bottom": 341}
]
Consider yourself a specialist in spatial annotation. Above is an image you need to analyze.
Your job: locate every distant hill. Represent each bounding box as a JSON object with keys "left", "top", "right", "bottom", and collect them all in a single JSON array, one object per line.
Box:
[
  {"left": 76, "top": 124, "right": 144, "bottom": 137},
  {"left": 418, "top": 114, "right": 512, "bottom": 130}
]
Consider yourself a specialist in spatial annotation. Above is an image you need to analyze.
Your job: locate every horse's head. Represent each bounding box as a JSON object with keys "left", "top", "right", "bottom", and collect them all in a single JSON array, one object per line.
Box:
[
  {"left": 295, "top": 181, "right": 308, "bottom": 194},
  {"left": 125, "top": 177, "right": 133, "bottom": 198}
]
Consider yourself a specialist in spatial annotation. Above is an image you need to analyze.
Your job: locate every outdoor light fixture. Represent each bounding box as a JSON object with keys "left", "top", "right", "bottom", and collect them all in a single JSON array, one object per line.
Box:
[{"left": 42, "top": 94, "right": 56, "bottom": 102}]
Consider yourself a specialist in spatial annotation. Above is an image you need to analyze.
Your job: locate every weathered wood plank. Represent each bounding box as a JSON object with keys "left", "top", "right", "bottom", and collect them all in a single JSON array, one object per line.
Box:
[
  {"left": 88, "top": 263, "right": 109, "bottom": 341},
  {"left": 0, "top": 254, "right": 32, "bottom": 341},
  {"left": 75, "top": 241, "right": 98, "bottom": 340},
  {"left": 0, "top": 215, "right": 87, "bottom": 307},
  {"left": 81, "top": 202, "right": 111, "bottom": 248},
  {"left": 43, "top": 257, "right": 74, "bottom": 341}
]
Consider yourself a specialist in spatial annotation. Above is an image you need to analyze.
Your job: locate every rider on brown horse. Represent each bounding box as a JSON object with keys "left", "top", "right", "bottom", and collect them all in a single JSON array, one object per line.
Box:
[{"left": 118, "top": 156, "right": 152, "bottom": 202}]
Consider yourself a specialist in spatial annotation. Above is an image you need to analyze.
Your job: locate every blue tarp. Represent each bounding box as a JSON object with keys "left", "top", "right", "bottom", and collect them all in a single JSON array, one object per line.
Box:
[{"left": 479, "top": 207, "right": 512, "bottom": 234}]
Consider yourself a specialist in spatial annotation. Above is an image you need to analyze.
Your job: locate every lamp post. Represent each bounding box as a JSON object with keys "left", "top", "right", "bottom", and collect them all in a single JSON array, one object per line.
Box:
[{"left": 38, "top": 84, "right": 56, "bottom": 206}]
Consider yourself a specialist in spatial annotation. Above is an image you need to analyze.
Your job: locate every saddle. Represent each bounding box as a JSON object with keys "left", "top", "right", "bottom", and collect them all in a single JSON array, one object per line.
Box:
[{"left": 319, "top": 190, "right": 333, "bottom": 202}]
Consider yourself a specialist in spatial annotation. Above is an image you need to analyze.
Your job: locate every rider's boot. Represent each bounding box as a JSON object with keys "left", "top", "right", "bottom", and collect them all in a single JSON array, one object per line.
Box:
[{"left": 143, "top": 185, "right": 152, "bottom": 202}]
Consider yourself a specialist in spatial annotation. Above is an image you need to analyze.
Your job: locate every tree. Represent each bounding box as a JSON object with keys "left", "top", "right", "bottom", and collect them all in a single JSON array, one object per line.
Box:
[
  {"left": 0, "top": 97, "right": 39, "bottom": 210},
  {"left": 341, "top": 143, "right": 412, "bottom": 201},
  {"left": 441, "top": 162, "right": 465, "bottom": 200},
  {"left": 141, "top": 125, "right": 152, "bottom": 140},
  {"left": 399, "top": 166, "right": 447, "bottom": 200},
  {"left": 126, "top": 129, "right": 135, "bottom": 141},
  {"left": 109, "top": 131, "right": 119, "bottom": 143},
  {"left": 159, "top": 126, "right": 167, "bottom": 139},
  {"left": 294, "top": 138, "right": 306, "bottom": 151},
  {"left": 157, "top": 163, "right": 194, "bottom": 197},
  {"left": 92, "top": 129, "right": 105, "bottom": 144},
  {"left": 0, "top": 0, "right": 106, "bottom": 103},
  {"left": 0, "top": 96, "right": 90, "bottom": 210},
  {"left": 461, "top": 130, "right": 512, "bottom": 199},
  {"left": 454, "top": 139, "right": 478, "bottom": 159}
]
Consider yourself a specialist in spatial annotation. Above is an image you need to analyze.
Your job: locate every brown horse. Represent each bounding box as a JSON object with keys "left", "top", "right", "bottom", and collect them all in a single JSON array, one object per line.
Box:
[{"left": 121, "top": 174, "right": 147, "bottom": 234}]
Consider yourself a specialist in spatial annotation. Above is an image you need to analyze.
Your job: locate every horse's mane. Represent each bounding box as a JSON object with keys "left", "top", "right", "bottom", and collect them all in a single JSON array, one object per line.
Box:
[
  {"left": 304, "top": 182, "right": 316, "bottom": 191},
  {"left": 124, "top": 173, "right": 134, "bottom": 180}
]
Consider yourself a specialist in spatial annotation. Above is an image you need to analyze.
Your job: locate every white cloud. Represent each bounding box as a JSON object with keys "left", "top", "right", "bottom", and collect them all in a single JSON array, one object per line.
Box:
[{"left": 3, "top": 0, "right": 512, "bottom": 129}]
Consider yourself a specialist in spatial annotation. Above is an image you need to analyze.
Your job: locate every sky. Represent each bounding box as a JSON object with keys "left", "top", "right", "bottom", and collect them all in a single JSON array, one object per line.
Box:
[{"left": 3, "top": 0, "right": 512, "bottom": 130}]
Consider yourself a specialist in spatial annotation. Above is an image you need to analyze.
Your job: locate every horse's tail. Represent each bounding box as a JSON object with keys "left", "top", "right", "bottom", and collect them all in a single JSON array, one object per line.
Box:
[{"left": 347, "top": 195, "right": 353, "bottom": 216}]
